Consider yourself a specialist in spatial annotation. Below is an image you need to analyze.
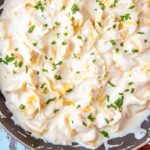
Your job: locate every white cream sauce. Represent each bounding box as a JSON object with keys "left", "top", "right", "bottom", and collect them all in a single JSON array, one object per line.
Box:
[{"left": 0, "top": 0, "right": 150, "bottom": 149}]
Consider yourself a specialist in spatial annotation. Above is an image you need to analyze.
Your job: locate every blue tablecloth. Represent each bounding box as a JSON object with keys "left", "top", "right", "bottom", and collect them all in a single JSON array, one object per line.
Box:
[{"left": 0, "top": 127, "right": 29, "bottom": 150}]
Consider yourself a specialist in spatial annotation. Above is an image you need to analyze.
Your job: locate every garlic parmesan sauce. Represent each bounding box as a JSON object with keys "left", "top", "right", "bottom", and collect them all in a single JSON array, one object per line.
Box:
[{"left": 0, "top": 0, "right": 150, "bottom": 149}]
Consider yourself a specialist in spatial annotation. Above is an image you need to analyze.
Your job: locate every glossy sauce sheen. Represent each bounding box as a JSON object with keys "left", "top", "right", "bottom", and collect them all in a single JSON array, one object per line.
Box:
[{"left": 0, "top": 0, "right": 150, "bottom": 149}]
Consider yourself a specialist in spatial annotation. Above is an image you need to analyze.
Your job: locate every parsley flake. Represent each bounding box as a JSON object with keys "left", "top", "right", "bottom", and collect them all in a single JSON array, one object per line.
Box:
[
  {"left": 28, "top": 25, "right": 35, "bottom": 33},
  {"left": 71, "top": 3, "right": 79, "bottom": 14},
  {"left": 19, "top": 104, "right": 25, "bottom": 110},
  {"left": 100, "top": 130, "right": 110, "bottom": 138},
  {"left": 46, "top": 97, "right": 56, "bottom": 105}
]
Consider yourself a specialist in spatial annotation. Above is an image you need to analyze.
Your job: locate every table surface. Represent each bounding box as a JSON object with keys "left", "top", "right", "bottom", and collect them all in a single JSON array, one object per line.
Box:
[{"left": 0, "top": 127, "right": 29, "bottom": 150}]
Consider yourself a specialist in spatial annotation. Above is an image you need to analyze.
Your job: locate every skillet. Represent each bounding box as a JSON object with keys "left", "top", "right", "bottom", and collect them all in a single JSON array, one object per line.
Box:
[{"left": 0, "top": 0, "right": 149, "bottom": 149}]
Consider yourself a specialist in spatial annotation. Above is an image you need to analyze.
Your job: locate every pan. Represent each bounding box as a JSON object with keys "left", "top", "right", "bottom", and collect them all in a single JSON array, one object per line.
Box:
[{"left": 0, "top": 0, "right": 149, "bottom": 149}]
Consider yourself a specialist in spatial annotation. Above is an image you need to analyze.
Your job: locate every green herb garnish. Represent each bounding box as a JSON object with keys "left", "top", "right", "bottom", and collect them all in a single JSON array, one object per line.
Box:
[
  {"left": 52, "top": 61, "right": 63, "bottom": 71},
  {"left": 128, "top": 82, "right": 134, "bottom": 86},
  {"left": 46, "top": 97, "right": 56, "bottom": 104},
  {"left": 82, "top": 121, "right": 87, "bottom": 127},
  {"left": 76, "top": 105, "right": 81, "bottom": 108},
  {"left": 62, "top": 41, "right": 67, "bottom": 45},
  {"left": 114, "top": 97, "right": 124, "bottom": 109},
  {"left": 110, "top": 40, "right": 116, "bottom": 46},
  {"left": 108, "top": 81, "right": 116, "bottom": 87},
  {"left": 104, "top": 118, "right": 110, "bottom": 124},
  {"left": 34, "top": 1, "right": 44, "bottom": 12},
  {"left": 25, "top": 65, "right": 28, "bottom": 73},
  {"left": 100, "top": 130, "right": 110, "bottom": 138},
  {"left": 132, "top": 48, "right": 139, "bottom": 54},
  {"left": 96, "top": 0, "right": 105, "bottom": 10},
  {"left": 77, "top": 35, "right": 82, "bottom": 40},
  {"left": 119, "top": 13, "right": 131, "bottom": 22},
  {"left": 88, "top": 113, "right": 95, "bottom": 122},
  {"left": 19, "top": 104, "right": 25, "bottom": 110},
  {"left": 28, "top": 25, "right": 35, "bottom": 33},
  {"left": 54, "top": 75, "right": 62, "bottom": 80},
  {"left": 110, "top": 0, "right": 119, "bottom": 8},
  {"left": 51, "top": 40, "right": 56, "bottom": 45},
  {"left": 71, "top": 3, "right": 79, "bottom": 14},
  {"left": 66, "top": 88, "right": 73, "bottom": 93}
]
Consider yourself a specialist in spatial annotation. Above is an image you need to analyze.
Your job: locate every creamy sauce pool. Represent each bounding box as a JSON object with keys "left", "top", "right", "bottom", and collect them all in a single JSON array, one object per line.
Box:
[{"left": 0, "top": 0, "right": 150, "bottom": 149}]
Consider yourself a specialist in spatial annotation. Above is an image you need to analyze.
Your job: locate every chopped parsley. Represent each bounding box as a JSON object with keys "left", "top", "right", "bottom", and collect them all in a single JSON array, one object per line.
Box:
[
  {"left": 107, "top": 103, "right": 117, "bottom": 110},
  {"left": 19, "top": 104, "right": 25, "bottom": 110},
  {"left": 13, "top": 60, "right": 23, "bottom": 68},
  {"left": 76, "top": 71, "right": 80, "bottom": 74},
  {"left": 119, "top": 13, "right": 131, "bottom": 22},
  {"left": 92, "top": 59, "right": 96, "bottom": 63},
  {"left": 54, "top": 75, "right": 62, "bottom": 80},
  {"left": 82, "top": 121, "right": 87, "bottom": 127},
  {"left": 104, "top": 118, "right": 110, "bottom": 124},
  {"left": 115, "top": 48, "right": 120, "bottom": 53},
  {"left": 12, "top": 70, "right": 17, "bottom": 74},
  {"left": 52, "top": 61, "right": 63, "bottom": 71},
  {"left": 62, "top": 41, "right": 67, "bottom": 45},
  {"left": 76, "top": 105, "right": 81, "bottom": 108},
  {"left": 106, "top": 95, "right": 110, "bottom": 102},
  {"left": 53, "top": 109, "right": 59, "bottom": 113},
  {"left": 0, "top": 54, "right": 15, "bottom": 65},
  {"left": 125, "top": 89, "right": 130, "bottom": 92},
  {"left": 131, "top": 88, "right": 135, "bottom": 93},
  {"left": 55, "top": 21, "right": 61, "bottom": 26},
  {"left": 25, "top": 65, "right": 28, "bottom": 73},
  {"left": 34, "top": 1, "right": 45, "bottom": 12},
  {"left": 64, "top": 32, "right": 68, "bottom": 36},
  {"left": 137, "top": 32, "right": 145, "bottom": 34},
  {"left": 56, "top": 33, "right": 60, "bottom": 38},
  {"left": 28, "top": 25, "right": 35, "bottom": 33},
  {"left": 108, "top": 81, "right": 116, "bottom": 87},
  {"left": 113, "top": 24, "right": 117, "bottom": 29},
  {"left": 97, "top": 21, "right": 102, "bottom": 27},
  {"left": 73, "top": 53, "right": 79, "bottom": 59},
  {"left": 66, "top": 88, "right": 73, "bottom": 93},
  {"left": 43, "top": 24, "right": 48, "bottom": 27},
  {"left": 128, "top": 82, "right": 134, "bottom": 86},
  {"left": 40, "top": 83, "right": 48, "bottom": 94},
  {"left": 100, "top": 130, "right": 110, "bottom": 138},
  {"left": 45, "top": 56, "right": 48, "bottom": 60},
  {"left": 71, "top": 3, "right": 79, "bottom": 14},
  {"left": 77, "top": 35, "right": 82, "bottom": 40},
  {"left": 42, "top": 68, "right": 48, "bottom": 72},
  {"left": 110, "top": 0, "right": 119, "bottom": 8},
  {"left": 120, "top": 42, "right": 124, "bottom": 47},
  {"left": 70, "top": 16, "right": 75, "bottom": 21},
  {"left": 110, "top": 40, "right": 116, "bottom": 46},
  {"left": 114, "top": 97, "right": 124, "bottom": 109},
  {"left": 132, "top": 48, "right": 139, "bottom": 54},
  {"left": 5, "top": 54, "right": 14, "bottom": 62},
  {"left": 15, "top": 48, "right": 18, "bottom": 51},
  {"left": 40, "top": 83, "right": 46, "bottom": 88},
  {"left": 129, "top": 5, "right": 135, "bottom": 9},
  {"left": 33, "top": 41, "right": 38, "bottom": 47},
  {"left": 62, "top": 5, "right": 66, "bottom": 10},
  {"left": 88, "top": 113, "right": 95, "bottom": 122},
  {"left": 96, "top": 0, "right": 105, "bottom": 10},
  {"left": 51, "top": 40, "right": 56, "bottom": 45},
  {"left": 46, "top": 97, "right": 56, "bottom": 104},
  {"left": 18, "top": 61, "right": 23, "bottom": 68},
  {"left": 107, "top": 94, "right": 124, "bottom": 111}
]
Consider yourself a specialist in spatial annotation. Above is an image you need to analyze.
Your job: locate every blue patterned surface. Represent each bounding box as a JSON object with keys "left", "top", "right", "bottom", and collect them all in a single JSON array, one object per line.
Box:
[{"left": 0, "top": 127, "right": 29, "bottom": 150}]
